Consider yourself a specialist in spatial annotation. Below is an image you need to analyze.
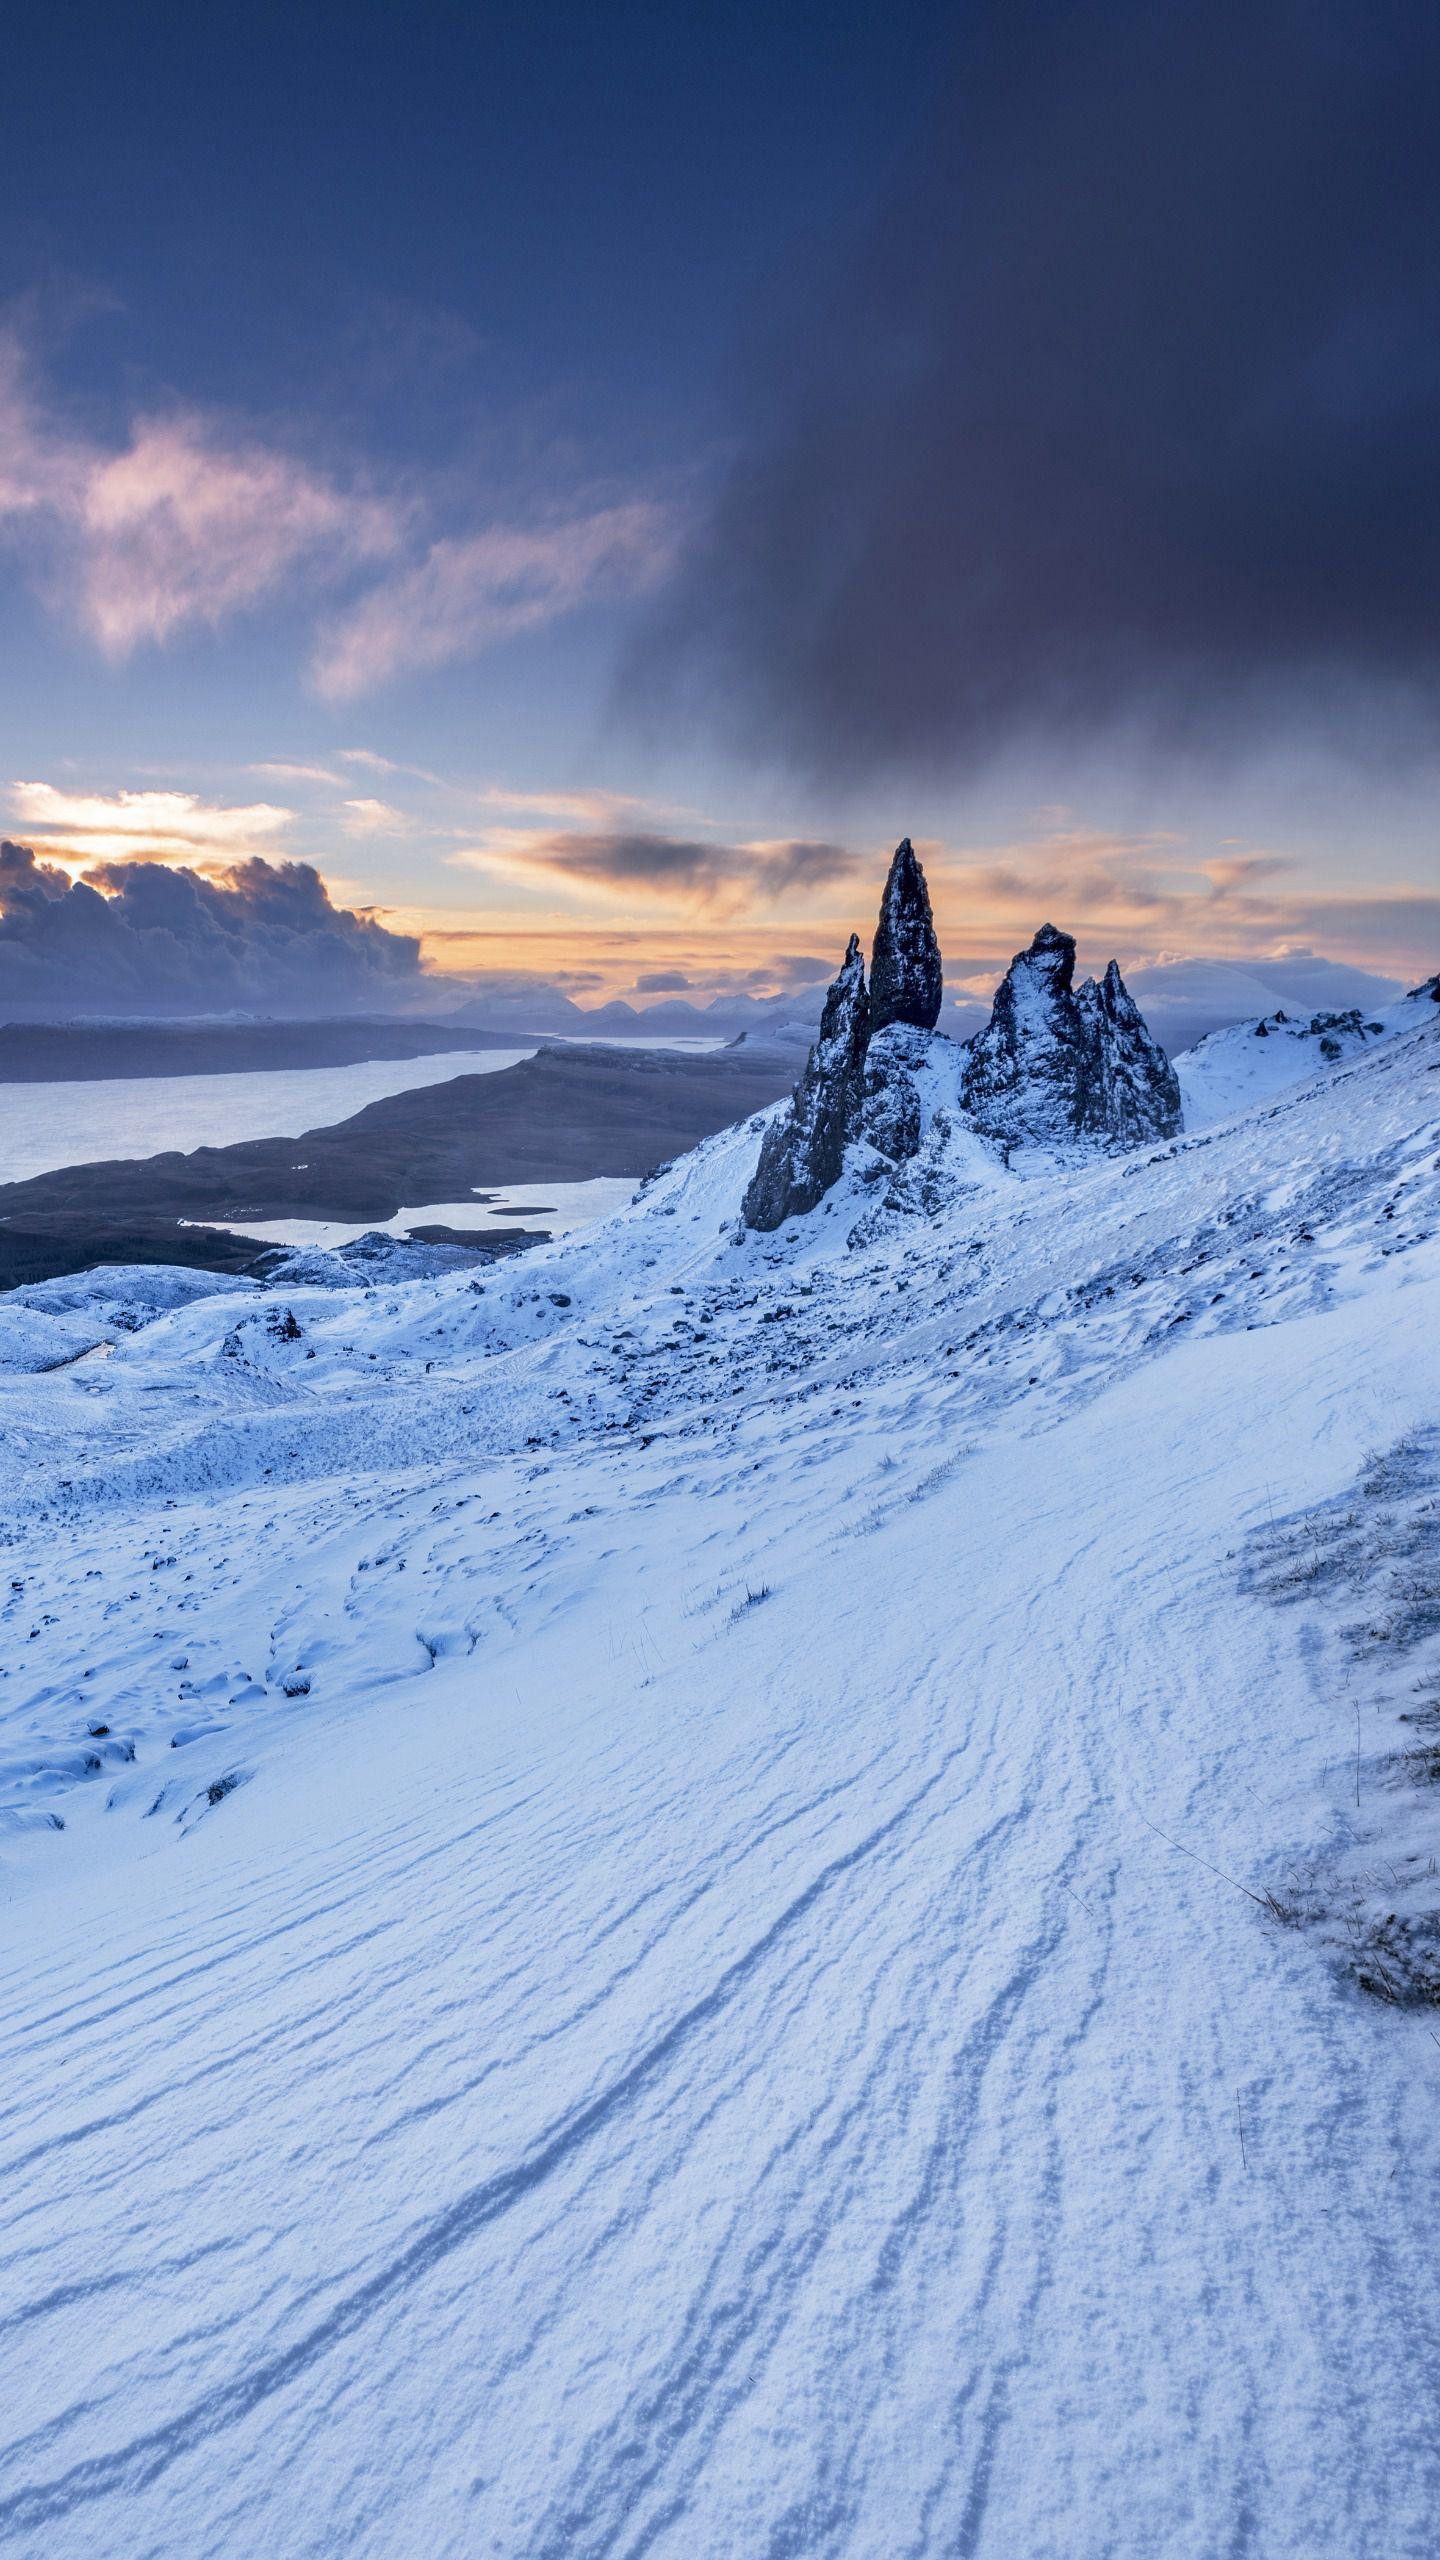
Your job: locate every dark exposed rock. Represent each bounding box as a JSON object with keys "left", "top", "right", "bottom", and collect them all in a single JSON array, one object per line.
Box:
[
  {"left": 869, "top": 840, "right": 942, "bottom": 1034},
  {"left": 746, "top": 868, "right": 1181, "bottom": 1231},
  {"left": 1075, "top": 961, "right": 1182, "bottom": 1146},
  {"left": 962, "top": 925, "right": 1179, "bottom": 1152},
  {"left": 743, "top": 937, "right": 872, "bottom": 1229}
]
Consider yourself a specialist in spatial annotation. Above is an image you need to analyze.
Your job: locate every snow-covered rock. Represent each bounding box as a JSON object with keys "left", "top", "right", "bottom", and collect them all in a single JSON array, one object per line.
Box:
[
  {"left": 961, "top": 925, "right": 1178, "bottom": 1153},
  {"left": 0, "top": 1263, "right": 252, "bottom": 1374},
  {"left": 1074, "top": 958, "right": 1183, "bottom": 1146},
  {"left": 859, "top": 1019, "right": 927, "bottom": 1160},
  {"left": 1178, "top": 999, "right": 1405, "bottom": 1130},
  {"left": 746, "top": 846, "right": 1179, "bottom": 1233},
  {"left": 262, "top": 1231, "right": 517, "bottom": 1290}
]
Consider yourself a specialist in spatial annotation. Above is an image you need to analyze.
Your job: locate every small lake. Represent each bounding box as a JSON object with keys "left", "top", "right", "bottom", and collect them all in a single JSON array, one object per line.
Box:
[{"left": 196, "top": 1175, "right": 639, "bottom": 1251}]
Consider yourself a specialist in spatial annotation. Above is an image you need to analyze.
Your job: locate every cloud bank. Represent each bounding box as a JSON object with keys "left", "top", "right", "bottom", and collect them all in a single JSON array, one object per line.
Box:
[
  {"left": 0, "top": 843, "right": 426, "bottom": 1020},
  {"left": 635, "top": 0, "right": 1440, "bottom": 780}
]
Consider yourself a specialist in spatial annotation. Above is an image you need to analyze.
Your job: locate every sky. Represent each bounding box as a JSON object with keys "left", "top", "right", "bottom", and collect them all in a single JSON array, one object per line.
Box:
[{"left": 0, "top": 0, "right": 1437, "bottom": 1022}]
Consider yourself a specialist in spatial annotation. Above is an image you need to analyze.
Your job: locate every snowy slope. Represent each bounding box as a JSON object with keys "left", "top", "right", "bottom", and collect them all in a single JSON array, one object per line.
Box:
[
  {"left": 1175, "top": 975, "right": 1438, "bottom": 1128},
  {"left": 2, "top": 1016, "right": 1439, "bottom": 2556}
]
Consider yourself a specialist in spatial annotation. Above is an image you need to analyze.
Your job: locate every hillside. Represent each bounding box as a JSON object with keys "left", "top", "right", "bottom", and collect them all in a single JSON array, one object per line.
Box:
[
  {"left": 1, "top": 998, "right": 1438, "bottom": 2557},
  {"left": 1176, "top": 976, "right": 1439, "bottom": 1128}
]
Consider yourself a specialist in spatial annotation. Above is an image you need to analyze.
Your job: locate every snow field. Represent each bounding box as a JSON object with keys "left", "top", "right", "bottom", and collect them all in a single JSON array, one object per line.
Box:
[{"left": 0, "top": 1010, "right": 1438, "bottom": 2555}]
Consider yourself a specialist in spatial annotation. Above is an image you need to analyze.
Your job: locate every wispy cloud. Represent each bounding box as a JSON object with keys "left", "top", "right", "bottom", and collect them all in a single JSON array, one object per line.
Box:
[
  {"left": 250, "top": 759, "right": 345, "bottom": 787},
  {"left": 471, "top": 782, "right": 655, "bottom": 822},
  {"left": 310, "top": 502, "right": 677, "bottom": 701},
  {"left": 340, "top": 796, "right": 409, "bottom": 835},
  {"left": 76, "top": 418, "right": 399, "bottom": 655},
  {"left": 0, "top": 337, "right": 674, "bottom": 691},
  {"left": 9, "top": 779, "right": 294, "bottom": 861}
]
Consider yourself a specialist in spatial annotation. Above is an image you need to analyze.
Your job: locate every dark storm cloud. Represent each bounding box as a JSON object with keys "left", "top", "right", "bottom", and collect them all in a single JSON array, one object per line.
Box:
[
  {"left": 525, "top": 831, "right": 858, "bottom": 904},
  {"left": 0, "top": 842, "right": 424, "bottom": 1019},
  {"left": 635, "top": 0, "right": 1440, "bottom": 778}
]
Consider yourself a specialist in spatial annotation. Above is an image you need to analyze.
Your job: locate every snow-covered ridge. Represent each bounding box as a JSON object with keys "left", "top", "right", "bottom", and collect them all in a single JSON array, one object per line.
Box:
[
  {"left": 1176, "top": 974, "right": 1439, "bottom": 1128},
  {"left": 4, "top": 1002, "right": 1439, "bottom": 1791},
  {"left": 1, "top": 994, "right": 1438, "bottom": 2557}
]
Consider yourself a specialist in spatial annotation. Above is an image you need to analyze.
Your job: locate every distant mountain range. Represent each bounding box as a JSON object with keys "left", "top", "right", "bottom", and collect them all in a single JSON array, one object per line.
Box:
[{"left": 448, "top": 984, "right": 833, "bottom": 1038}]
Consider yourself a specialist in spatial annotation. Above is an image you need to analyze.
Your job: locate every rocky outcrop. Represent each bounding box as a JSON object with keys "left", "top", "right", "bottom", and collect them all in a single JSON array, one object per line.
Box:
[
  {"left": 744, "top": 862, "right": 1180, "bottom": 1230},
  {"left": 743, "top": 936, "right": 872, "bottom": 1230},
  {"left": 860, "top": 1020, "right": 927, "bottom": 1161},
  {"left": 869, "top": 840, "right": 942, "bottom": 1034},
  {"left": 1075, "top": 960, "right": 1183, "bottom": 1145},
  {"left": 962, "top": 925, "right": 1180, "bottom": 1152}
]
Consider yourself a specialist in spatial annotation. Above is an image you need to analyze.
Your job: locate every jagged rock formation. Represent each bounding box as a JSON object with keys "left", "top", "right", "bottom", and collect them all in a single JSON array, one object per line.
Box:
[
  {"left": 869, "top": 840, "right": 942, "bottom": 1034},
  {"left": 962, "top": 925, "right": 1180, "bottom": 1153},
  {"left": 1075, "top": 960, "right": 1183, "bottom": 1145},
  {"left": 745, "top": 872, "right": 1180, "bottom": 1230},
  {"left": 743, "top": 936, "right": 872, "bottom": 1230}
]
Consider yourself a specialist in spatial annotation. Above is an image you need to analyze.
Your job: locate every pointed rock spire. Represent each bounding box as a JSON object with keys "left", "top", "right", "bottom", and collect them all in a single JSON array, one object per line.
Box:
[
  {"left": 869, "top": 839, "right": 943, "bottom": 1034},
  {"left": 743, "top": 935, "right": 872, "bottom": 1230}
]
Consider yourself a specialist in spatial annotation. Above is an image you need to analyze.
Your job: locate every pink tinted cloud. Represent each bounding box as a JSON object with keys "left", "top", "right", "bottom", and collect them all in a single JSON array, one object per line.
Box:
[
  {"left": 1, "top": 338, "right": 676, "bottom": 686},
  {"left": 0, "top": 333, "right": 400, "bottom": 657},
  {"left": 76, "top": 416, "right": 399, "bottom": 654}
]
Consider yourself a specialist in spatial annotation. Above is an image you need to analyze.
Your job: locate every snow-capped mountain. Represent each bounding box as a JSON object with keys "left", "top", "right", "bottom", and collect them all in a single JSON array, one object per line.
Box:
[{"left": 1, "top": 905, "right": 1439, "bottom": 2556}]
